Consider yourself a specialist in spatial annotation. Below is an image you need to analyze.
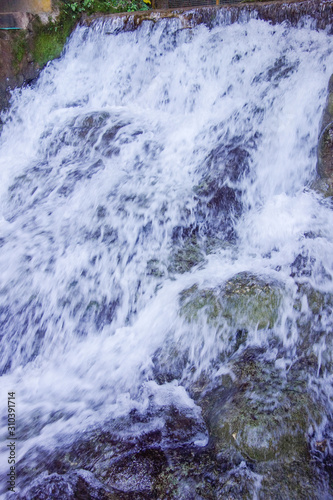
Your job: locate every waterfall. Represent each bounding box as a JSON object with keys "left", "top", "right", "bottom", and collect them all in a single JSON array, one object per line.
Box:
[{"left": 1, "top": 13, "right": 333, "bottom": 498}]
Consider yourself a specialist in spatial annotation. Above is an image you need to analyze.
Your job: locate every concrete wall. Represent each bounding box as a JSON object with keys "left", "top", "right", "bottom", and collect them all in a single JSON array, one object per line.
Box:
[
  {"left": 0, "top": 0, "right": 52, "bottom": 28},
  {"left": 0, "top": 0, "right": 52, "bottom": 14}
]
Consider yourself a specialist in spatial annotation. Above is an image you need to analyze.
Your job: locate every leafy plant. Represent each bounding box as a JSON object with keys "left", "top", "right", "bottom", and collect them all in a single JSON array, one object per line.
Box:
[{"left": 63, "top": 0, "right": 150, "bottom": 17}]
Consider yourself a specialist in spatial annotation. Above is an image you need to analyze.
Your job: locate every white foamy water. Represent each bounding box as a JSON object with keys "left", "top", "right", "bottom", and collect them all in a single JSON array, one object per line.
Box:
[{"left": 0, "top": 14, "right": 333, "bottom": 495}]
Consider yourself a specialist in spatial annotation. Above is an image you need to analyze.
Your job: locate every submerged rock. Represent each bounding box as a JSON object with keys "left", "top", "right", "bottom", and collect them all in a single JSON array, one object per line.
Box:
[
  {"left": 168, "top": 233, "right": 205, "bottom": 274},
  {"left": 192, "top": 140, "right": 252, "bottom": 242},
  {"left": 293, "top": 281, "right": 333, "bottom": 375}
]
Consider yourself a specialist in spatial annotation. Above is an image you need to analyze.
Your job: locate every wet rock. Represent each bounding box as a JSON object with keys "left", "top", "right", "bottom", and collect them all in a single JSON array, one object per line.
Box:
[
  {"left": 15, "top": 404, "right": 210, "bottom": 499},
  {"left": 152, "top": 445, "right": 259, "bottom": 499},
  {"left": 168, "top": 233, "right": 205, "bottom": 274},
  {"left": 315, "top": 124, "right": 333, "bottom": 197},
  {"left": 150, "top": 272, "right": 283, "bottom": 394},
  {"left": 293, "top": 282, "right": 333, "bottom": 374},
  {"left": 77, "top": 112, "right": 111, "bottom": 140},
  {"left": 152, "top": 342, "right": 189, "bottom": 383},
  {"left": 18, "top": 469, "right": 120, "bottom": 500},
  {"left": 222, "top": 273, "right": 282, "bottom": 330},
  {"left": 193, "top": 142, "right": 250, "bottom": 242},
  {"left": 290, "top": 251, "right": 315, "bottom": 278},
  {"left": 97, "top": 121, "right": 129, "bottom": 158},
  {"left": 146, "top": 258, "right": 165, "bottom": 278},
  {"left": 179, "top": 272, "right": 283, "bottom": 333},
  {"left": 103, "top": 448, "right": 167, "bottom": 494},
  {"left": 199, "top": 346, "right": 330, "bottom": 498},
  {"left": 320, "top": 74, "right": 333, "bottom": 133},
  {"left": 313, "top": 74, "right": 333, "bottom": 197}
]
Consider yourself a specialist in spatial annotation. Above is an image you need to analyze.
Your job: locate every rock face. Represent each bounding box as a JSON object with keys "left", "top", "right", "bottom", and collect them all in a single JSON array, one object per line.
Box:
[
  {"left": 0, "top": 25, "right": 38, "bottom": 113},
  {"left": 314, "top": 74, "right": 333, "bottom": 197}
]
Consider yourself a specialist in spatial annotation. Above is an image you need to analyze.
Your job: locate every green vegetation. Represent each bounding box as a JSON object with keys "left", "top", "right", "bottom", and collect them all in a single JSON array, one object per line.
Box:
[
  {"left": 179, "top": 272, "right": 283, "bottom": 333},
  {"left": 62, "top": 0, "right": 150, "bottom": 19},
  {"left": 12, "top": 31, "right": 28, "bottom": 70},
  {"left": 13, "top": 0, "right": 151, "bottom": 72},
  {"left": 31, "top": 12, "right": 74, "bottom": 67}
]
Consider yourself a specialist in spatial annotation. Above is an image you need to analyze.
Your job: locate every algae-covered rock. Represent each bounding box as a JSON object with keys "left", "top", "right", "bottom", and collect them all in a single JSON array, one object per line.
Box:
[
  {"left": 199, "top": 347, "right": 329, "bottom": 498},
  {"left": 205, "top": 363, "right": 316, "bottom": 462},
  {"left": 168, "top": 234, "right": 205, "bottom": 274},
  {"left": 179, "top": 272, "right": 283, "bottom": 334},
  {"left": 223, "top": 273, "right": 282, "bottom": 330}
]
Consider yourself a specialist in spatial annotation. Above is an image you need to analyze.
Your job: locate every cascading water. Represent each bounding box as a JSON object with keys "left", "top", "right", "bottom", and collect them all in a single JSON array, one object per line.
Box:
[{"left": 1, "top": 11, "right": 333, "bottom": 498}]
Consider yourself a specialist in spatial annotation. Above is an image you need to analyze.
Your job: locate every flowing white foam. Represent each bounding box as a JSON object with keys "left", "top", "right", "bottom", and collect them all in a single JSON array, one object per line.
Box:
[{"left": 0, "top": 16, "right": 333, "bottom": 493}]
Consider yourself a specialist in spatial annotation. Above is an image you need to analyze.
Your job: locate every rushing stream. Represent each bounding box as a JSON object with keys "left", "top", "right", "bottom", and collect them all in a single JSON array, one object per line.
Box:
[{"left": 1, "top": 11, "right": 333, "bottom": 498}]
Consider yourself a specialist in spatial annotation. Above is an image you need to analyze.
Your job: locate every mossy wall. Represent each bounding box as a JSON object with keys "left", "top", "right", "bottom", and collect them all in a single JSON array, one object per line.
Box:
[
  {"left": 0, "top": 9, "right": 76, "bottom": 113},
  {"left": 0, "top": 0, "right": 150, "bottom": 113}
]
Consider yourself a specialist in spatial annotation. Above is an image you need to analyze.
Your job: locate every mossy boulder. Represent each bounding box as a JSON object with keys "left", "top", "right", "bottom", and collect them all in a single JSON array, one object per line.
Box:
[
  {"left": 179, "top": 272, "right": 283, "bottom": 335},
  {"left": 223, "top": 273, "right": 282, "bottom": 330},
  {"left": 152, "top": 272, "right": 283, "bottom": 393},
  {"left": 200, "top": 347, "right": 329, "bottom": 498}
]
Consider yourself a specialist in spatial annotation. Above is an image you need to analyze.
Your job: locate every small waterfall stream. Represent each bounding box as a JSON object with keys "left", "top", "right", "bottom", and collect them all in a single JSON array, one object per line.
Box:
[{"left": 1, "top": 12, "right": 333, "bottom": 498}]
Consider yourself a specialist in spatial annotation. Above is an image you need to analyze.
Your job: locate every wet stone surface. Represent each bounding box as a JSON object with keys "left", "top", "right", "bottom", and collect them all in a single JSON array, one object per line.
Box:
[{"left": 314, "top": 74, "right": 333, "bottom": 197}]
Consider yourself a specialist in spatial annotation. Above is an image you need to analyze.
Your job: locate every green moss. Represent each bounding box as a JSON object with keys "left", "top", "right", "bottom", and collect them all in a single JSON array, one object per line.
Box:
[
  {"left": 180, "top": 285, "right": 221, "bottom": 324},
  {"left": 12, "top": 32, "right": 28, "bottom": 70},
  {"left": 29, "top": 0, "right": 150, "bottom": 70},
  {"left": 32, "top": 15, "right": 75, "bottom": 68},
  {"left": 201, "top": 350, "right": 325, "bottom": 496},
  {"left": 179, "top": 272, "right": 283, "bottom": 334},
  {"left": 223, "top": 273, "right": 282, "bottom": 330},
  {"left": 169, "top": 235, "right": 205, "bottom": 274}
]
